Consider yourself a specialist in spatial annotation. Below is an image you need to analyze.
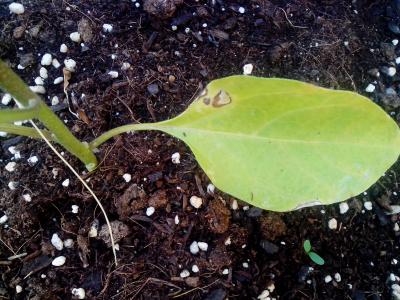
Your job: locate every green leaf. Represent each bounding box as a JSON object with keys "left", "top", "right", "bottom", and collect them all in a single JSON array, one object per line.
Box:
[
  {"left": 151, "top": 75, "right": 400, "bottom": 211},
  {"left": 303, "top": 240, "right": 312, "bottom": 253},
  {"left": 308, "top": 251, "right": 325, "bottom": 265}
]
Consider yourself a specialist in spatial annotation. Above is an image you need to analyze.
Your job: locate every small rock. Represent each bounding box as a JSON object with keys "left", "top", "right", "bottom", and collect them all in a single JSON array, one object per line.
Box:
[
  {"left": 393, "top": 284, "right": 400, "bottom": 300},
  {"left": 51, "top": 233, "right": 63, "bottom": 251},
  {"left": 394, "top": 39, "right": 399, "bottom": 46},
  {"left": 15, "top": 285, "right": 22, "bottom": 294},
  {"left": 260, "top": 240, "right": 279, "bottom": 254},
  {"left": 41, "top": 53, "right": 52, "bottom": 66},
  {"left": 51, "top": 96, "right": 59, "bottom": 106},
  {"left": 71, "top": 287, "right": 86, "bottom": 299},
  {"left": 339, "top": 202, "right": 349, "bottom": 214},
  {"left": 64, "top": 239, "right": 74, "bottom": 248},
  {"left": 381, "top": 42, "right": 396, "bottom": 60},
  {"left": 382, "top": 66, "right": 397, "bottom": 77},
  {"left": 324, "top": 275, "right": 332, "bottom": 283},
  {"left": 98, "top": 220, "right": 130, "bottom": 246},
  {"left": 121, "top": 62, "right": 131, "bottom": 70},
  {"left": 88, "top": 219, "right": 99, "bottom": 237},
  {"left": 60, "top": 44, "right": 68, "bottom": 53},
  {"left": 364, "top": 201, "right": 373, "bottom": 210},
  {"left": 174, "top": 215, "right": 179, "bottom": 224},
  {"left": 9, "top": 2, "right": 25, "bottom": 14},
  {"left": 365, "top": 84, "right": 375, "bottom": 93},
  {"left": 53, "top": 77, "right": 63, "bottom": 85},
  {"left": 243, "top": 63, "right": 253, "bottom": 75},
  {"left": 71, "top": 205, "right": 79, "bottom": 214},
  {"left": 52, "top": 59, "right": 61, "bottom": 69},
  {"left": 22, "top": 194, "right": 32, "bottom": 202},
  {"left": 222, "top": 268, "right": 229, "bottom": 275},
  {"left": 143, "top": 0, "right": 183, "bottom": 19},
  {"left": 13, "top": 26, "right": 25, "bottom": 39},
  {"left": 207, "top": 184, "right": 215, "bottom": 195},
  {"left": 69, "top": 32, "right": 81, "bottom": 43},
  {"left": 190, "top": 196, "right": 202, "bottom": 208},
  {"left": 147, "top": 83, "right": 159, "bottom": 95},
  {"left": 1, "top": 93, "right": 12, "bottom": 105},
  {"left": 238, "top": 6, "right": 245, "bottom": 14},
  {"left": 51, "top": 256, "right": 66, "bottom": 266},
  {"left": 30, "top": 86, "right": 46, "bottom": 94},
  {"left": 198, "top": 242, "right": 208, "bottom": 251},
  {"left": 19, "top": 53, "right": 35, "bottom": 68},
  {"left": 5, "top": 162, "right": 17, "bottom": 172},
  {"left": 122, "top": 173, "right": 132, "bottom": 183},
  {"left": 146, "top": 206, "right": 155, "bottom": 216},
  {"left": 64, "top": 59, "right": 76, "bottom": 72},
  {"left": 39, "top": 67, "right": 48, "bottom": 79},
  {"left": 78, "top": 18, "right": 93, "bottom": 42},
  {"left": 257, "top": 290, "right": 270, "bottom": 300},
  {"left": 62, "top": 179, "right": 70, "bottom": 187},
  {"left": 34, "top": 77, "right": 44, "bottom": 85},
  {"left": 192, "top": 264, "right": 199, "bottom": 273},
  {"left": 190, "top": 241, "right": 199, "bottom": 254},
  {"left": 171, "top": 152, "right": 180, "bottom": 164},
  {"left": 103, "top": 24, "right": 113, "bottom": 33},
  {"left": 328, "top": 218, "right": 337, "bottom": 230},
  {"left": 334, "top": 272, "right": 341, "bottom": 282},
  {"left": 108, "top": 71, "right": 119, "bottom": 78},
  {"left": 0, "top": 214, "right": 8, "bottom": 224},
  {"left": 8, "top": 181, "right": 18, "bottom": 190},
  {"left": 180, "top": 269, "right": 190, "bottom": 278}
]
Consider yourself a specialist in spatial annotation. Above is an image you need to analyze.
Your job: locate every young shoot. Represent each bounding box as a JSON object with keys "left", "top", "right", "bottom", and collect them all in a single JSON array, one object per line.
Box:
[{"left": 303, "top": 240, "right": 325, "bottom": 266}]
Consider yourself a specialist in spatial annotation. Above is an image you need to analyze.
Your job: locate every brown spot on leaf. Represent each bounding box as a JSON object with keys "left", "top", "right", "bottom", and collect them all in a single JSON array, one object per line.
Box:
[
  {"left": 212, "top": 90, "right": 232, "bottom": 107},
  {"left": 203, "top": 97, "right": 210, "bottom": 105}
]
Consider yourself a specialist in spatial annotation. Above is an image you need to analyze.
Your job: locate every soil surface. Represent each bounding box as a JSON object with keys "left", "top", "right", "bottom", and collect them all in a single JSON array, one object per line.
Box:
[{"left": 1, "top": 0, "right": 400, "bottom": 299}]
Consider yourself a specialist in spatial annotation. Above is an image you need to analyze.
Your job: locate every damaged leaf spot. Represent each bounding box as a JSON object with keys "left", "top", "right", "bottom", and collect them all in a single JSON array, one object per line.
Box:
[
  {"left": 212, "top": 90, "right": 232, "bottom": 107},
  {"left": 203, "top": 97, "right": 211, "bottom": 105}
]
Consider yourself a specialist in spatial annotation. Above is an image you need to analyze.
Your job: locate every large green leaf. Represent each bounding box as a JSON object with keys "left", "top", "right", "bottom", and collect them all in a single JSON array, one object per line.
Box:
[{"left": 152, "top": 76, "right": 400, "bottom": 211}]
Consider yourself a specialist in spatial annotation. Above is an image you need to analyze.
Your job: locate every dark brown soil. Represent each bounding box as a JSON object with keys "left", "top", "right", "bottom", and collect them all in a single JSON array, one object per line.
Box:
[{"left": 1, "top": 0, "right": 399, "bottom": 299}]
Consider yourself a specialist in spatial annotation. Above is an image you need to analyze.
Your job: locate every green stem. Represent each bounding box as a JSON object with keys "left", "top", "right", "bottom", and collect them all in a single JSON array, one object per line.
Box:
[
  {"left": 0, "top": 107, "right": 39, "bottom": 123},
  {"left": 0, "top": 60, "right": 98, "bottom": 170},
  {"left": 0, "top": 123, "right": 55, "bottom": 141},
  {"left": 89, "top": 123, "right": 158, "bottom": 150}
]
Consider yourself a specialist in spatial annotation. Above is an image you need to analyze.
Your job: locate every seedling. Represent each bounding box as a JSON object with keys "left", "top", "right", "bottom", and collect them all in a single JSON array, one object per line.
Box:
[
  {"left": 303, "top": 240, "right": 325, "bottom": 265},
  {"left": 1, "top": 60, "right": 400, "bottom": 211}
]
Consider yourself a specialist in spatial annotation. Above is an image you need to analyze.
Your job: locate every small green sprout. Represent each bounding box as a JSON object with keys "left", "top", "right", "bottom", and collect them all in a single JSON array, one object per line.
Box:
[{"left": 303, "top": 240, "right": 325, "bottom": 265}]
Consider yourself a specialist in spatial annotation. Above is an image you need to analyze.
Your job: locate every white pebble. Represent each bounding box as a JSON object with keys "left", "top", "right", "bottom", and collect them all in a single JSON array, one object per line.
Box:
[
  {"left": 64, "top": 239, "right": 74, "bottom": 248},
  {"left": 28, "top": 155, "right": 38, "bottom": 165},
  {"left": 102, "top": 24, "right": 113, "bottom": 33},
  {"left": 71, "top": 205, "right": 79, "bottom": 214},
  {"left": 0, "top": 215, "right": 8, "bottom": 224},
  {"left": 71, "top": 288, "right": 86, "bottom": 299},
  {"left": 396, "top": 57, "right": 400, "bottom": 65},
  {"left": 174, "top": 215, "right": 180, "bottom": 225},
  {"left": 51, "top": 233, "right": 64, "bottom": 250},
  {"left": 52, "top": 59, "right": 61, "bottom": 69},
  {"left": 388, "top": 67, "right": 397, "bottom": 77},
  {"left": 17, "top": 64, "right": 25, "bottom": 70},
  {"left": 89, "top": 219, "right": 99, "bottom": 237},
  {"left": 8, "top": 181, "right": 18, "bottom": 190},
  {"left": 30, "top": 85, "right": 46, "bottom": 94},
  {"left": 135, "top": 2, "right": 140, "bottom": 8},
  {"left": 243, "top": 63, "right": 254, "bottom": 75},
  {"left": 328, "top": 218, "right": 337, "bottom": 230},
  {"left": 108, "top": 71, "right": 119, "bottom": 78},
  {"left": 122, "top": 173, "right": 132, "bottom": 183},
  {"left": 22, "top": 194, "right": 32, "bottom": 202},
  {"left": 224, "top": 237, "right": 231, "bottom": 245},
  {"left": 34, "top": 77, "right": 44, "bottom": 85},
  {"left": 53, "top": 77, "right": 63, "bottom": 85},
  {"left": 393, "top": 258, "right": 398, "bottom": 265},
  {"left": 324, "top": 275, "right": 332, "bottom": 283},
  {"left": 190, "top": 196, "right": 202, "bottom": 209},
  {"left": 41, "top": 53, "right": 52, "bottom": 66},
  {"left": 222, "top": 268, "right": 229, "bottom": 275},
  {"left": 51, "top": 96, "right": 59, "bottom": 106},
  {"left": 15, "top": 285, "right": 22, "bottom": 294},
  {"left": 238, "top": 6, "right": 245, "bottom": 13},
  {"left": 171, "top": 25, "right": 178, "bottom": 31},
  {"left": 267, "top": 283, "right": 275, "bottom": 292},
  {"left": 334, "top": 273, "right": 341, "bottom": 282},
  {"left": 180, "top": 269, "right": 190, "bottom": 278},
  {"left": 394, "top": 39, "right": 399, "bottom": 46},
  {"left": 192, "top": 264, "right": 199, "bottom": 273},
  {"left": 257, "top": 290, "right": 270, "bottom": 300},
  {"left": 185, "top": 27, "right": 190, "bottom": 34},
  {"left": 64, "top": 59, "right": 76, "bottom": 72},
  {"left": 231, "top": 199, "right": 238, "bottom": 210},
  {"left": 339, "top": 202, "right": 349, "bottom": 214},
  {"left": 60, "top": 44, "right": 68, "bottom": 53},
  {"left": 146, "top": 206, "right": 155, "bottom": 216},
  {"left": 365, "top": 83, "right": 375, "bottom": 93},
  {"left": 62, "top": 178, "right": 70, "bottom": 187},
  {"left": 39, "top": 67, "right": 48, "bottom": 79},
  {"left": 207, "top": 184, "right": 215, "bottom": 194},
  {"left": 171, "top": 152, "right": 180, "bottom": 164},
  {"left": 51, "top": 256, "right": 66, "bottom": 266},
  {"left": 198, "top": 242, "right": 208, "bottom": 251},
  {"left": 9, "top": 2, "right": 25, "bottom": 14},
  {"left": 69, "top": 32, "right": 81, "bottom": 43},
  {"left": 242, "top": 262, "right": 249, "bottom": 268},
  {"left": 189, "top": 241, "right": 199, "bottom": 254},
  {"left": 364, "top": 201, "right": 373, "bottom": 210},
  {"left": 1, "top": 93, "right": 12, "bottom": 105},
  {"left": 394, "top": 223, "right": 399, "bottom": 232},
  {"left": 242, "top": 205, "right": 250, "bottom": 211},
  {"left": 121, "top": 62, "right": 131, "bottom": 71},
  {"left": 5, "top": 162, "right": 17, "bottom": 172}
]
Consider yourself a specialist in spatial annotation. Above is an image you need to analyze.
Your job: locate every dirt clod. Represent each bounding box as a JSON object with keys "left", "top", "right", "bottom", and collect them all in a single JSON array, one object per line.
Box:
[
  {"left": 259, "top": 213, "right": 287, "bottom": 240},
  {"left": 206, "top": 199, "right": 231, "bottom": 234}
]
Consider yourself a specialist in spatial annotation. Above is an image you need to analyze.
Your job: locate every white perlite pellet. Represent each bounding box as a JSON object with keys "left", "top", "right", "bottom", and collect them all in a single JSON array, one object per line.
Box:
[
  {"left": 71, "top": 205, "right": 79, "bottom": 214},
  {"left": 52, "top": 59, "right": 61, "bottom": 69},
  {"left": 207, "top": 184, "right": 215, "bottom": 194},
  {"left": 71, "top": 288, "right": 86, "bottom": 299},
  {"left": 9, "top": 3, "right": 25, "bottom": 14},
  {"left": 103, "top": 24, "right": 113, "bottom": 33},
  {"left": 8, "top": 181, "right": 18, "bottom": 190},
  {"left": 328, "top": 218, "right": 337, "bottom": 230},
  {"left": 324, "top": 275, "right": 332, "bottom": 283},
  {"left": 30, "top": 86, "right": 46, "bottom": 94},
  {"left": 64, "top": 59, "right": 76, "bottom": 72},
  {"left": 34, "top": 77, "right": 44, "bottom": 85},
  {"left": 51, "top": 256, "right": 66, "bottom": 266},
  {"left": 62, "top": 178, "right": 70, "bottom": 187},
  {"left": 257, "top": 290, "right": 270, "bottom": 300},
  {"left": 238, "top": 7, "right": 245, "bottom": 13},
  {"left": 64, "top": 239, "right": 74, "bottom": 248},
  {"left": 27, "top": 155, "right": 38, "bottom": 165},
  {"left": 174, "top": 215, "right": 180, "bottom": 225},
  {"left": 364, "top": 201, "right": 373, "bottom": 210},
  {"left": 108, "top": 71, "right": 119, "bottom": 78},
  {"left": 22, "top": 194, "right": 32, "bottom": 202},
  {"left": 192, "top": 264, "right": 199, "bottom": 273},
  {"left": 189, "top": 241, "right": 199, "bottom": 254},
  {"left": 339, "top": 202, "right": 349, "bottom": 214},
  {"left": 5, "top": 162, "right": 17, "bottom": 172},
  {"left": 146, "top": 206, "right": 155, "bottom": 216},
  {"left": 180, "top": 269, "right": 190, "bottom": 278},
  {"left": 60, "top": 44, "right": 68, "bottom": 53},
  {"left": 122, "top": 173, "right": 132, "bottom": 183},
  {"left": 198, "top": 242, "right": 208, "bottom": 251},
  {"left": 334, "top": 273, "right": 341, "bottom": 282},
  {"left": 0, "top": 215, "right": 8, "bottom": 224},
  {"left": 365, "top": 84, "right": 375, "bottom": 93},
  {"left": 222, "top": 268, "right": 229, "bottom": 275},
  {"left": 69, "top": 32, "right": 81, "bottom": 43},
  {"left": 51, "top": 233, "right": 63, "bottom": 250},
  {"left": 1, "top": 93, "right": 12, "bottom": 105},
  {"left": 51, "top": 96, "right": 59, "bottom": 106},
  {"left": 16, "top": 285, "right": 22, "bottom": 294},
  {"left": 121, "top": 62, "right": 131, "bottom": 70},
  {"left": 243, "top": 63, "right": 253, "bottom": 75},
  {"left": 171, "top": 152, "right": 180, "bottom": 164},
  {"left": 53, "top": 77, "right": 63, "bottom": 84},
  {"left": 39, "top": 67, "right": 48, "bottom": 79},
  {"left": 41, "top": 53, "right": 52, "bottom": 66},
  {"left": 189, "top": 196, "right": 202, "bottom": 208},
  {"left": 89, "top": 219, "right": 99, "bottom": 237}
]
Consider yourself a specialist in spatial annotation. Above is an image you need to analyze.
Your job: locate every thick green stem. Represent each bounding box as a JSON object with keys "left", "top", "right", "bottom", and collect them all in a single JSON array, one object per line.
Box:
[
  {"left": 0, "top": 60, "right": 97, "bottom": 170},
  {"left": 0, "top": 107, "right": 39, "bottom": 123},
  {"left": 0, "top": 123, "right": 55, "bottom": 141}
]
